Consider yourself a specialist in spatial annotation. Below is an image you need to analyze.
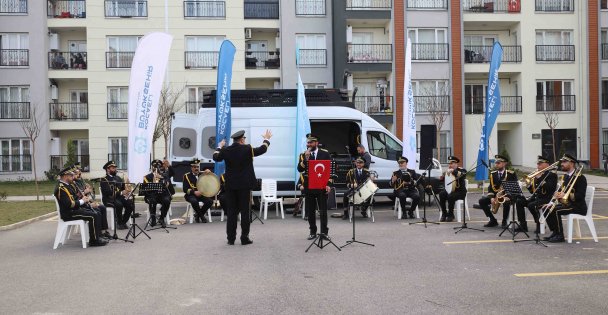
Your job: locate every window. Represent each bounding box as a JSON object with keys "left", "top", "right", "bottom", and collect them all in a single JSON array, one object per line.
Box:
[
  {"left": 186, "top": 86, "right": 213, "bottom": 113},
  {"left": 105, "top": 0, "right": 148, "bottom": 17},
  {"left": 536, "top": 30, "right": 572, "bottom": 45},
  {"left": 296, "top": 34, "right": 326, "bottom": 66},
  {"left": 602, "top": 0, "right": 608, "bottom": 10},
  {"left": 535, "top": 0, "right": 574, "bottom": 12},
  {"left": 536, "top": 80, "right": 575, "bottom": 111},
  {"left": 303, "top": 83, "right": 326, "bottom": 89},
  {"left": 464, "top": 35, "right": 496, "bottom": 62},
  {"left": 602, "top": 80, "right": 608, "bottom": 110},
  {"left": 602, "top": 30, "right": 608, "bottom": 60},
  {"left": 536, "top": 30, "right": 574, "bottom": 61},
  {"left": 184, "top": 0, "right": 226, "bottom": 18},
  {"left": 0, "top": 85, "right": 29, "bottom": 119},
  {"left": 296, "top": 0, "right": 325, "bottom": 15},
  {"left": 0, "top": 0, "right": 28, "bottom": 14},
  {"left": 107, "top": 87, "right": 128, "bottom": 119},
  {"left": 603, "top": 129, "right": 608, "bottom": 155},
  {"left": 464, "top": 84, "right": 484, "bottom": 114},
  {"left": 0, "top": 33, "right": 29, "bottom": 66},
  {"left": 0, "top": 139, "right": 31, "bottom": 172},
  {"left": 185, "top": 36, "right": 224, "bottom": 68},
  {"left": 106, "top": 36, "right": 141, "bottom": 68},
  {"left": 407, "top": 28, "right": 448, "bottom": 60},
  {"left": 109, "top": 137, "right": 128, "bottom": 169},
  {"left": 366, "top": 131, "right": 402, "bottom": 161},
  {"left": 412, "top": 81, "right": 449, "bottom": 112}
]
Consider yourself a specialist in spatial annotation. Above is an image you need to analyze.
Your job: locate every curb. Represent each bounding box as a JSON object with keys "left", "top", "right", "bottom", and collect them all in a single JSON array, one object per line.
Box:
[{"left": 0, "top": 212, "right": 57, "bottom": 232}]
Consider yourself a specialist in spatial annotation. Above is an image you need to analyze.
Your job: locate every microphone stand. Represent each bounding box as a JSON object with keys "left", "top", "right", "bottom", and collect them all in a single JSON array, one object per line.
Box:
[
  {"left": 454, "top": 162, "right": 486, "bottom": 234},
  {"left": 513, "top": 169, "right": 554, "bottom": 247},
  {"left": 124, "top": 182, "right": 151, "bottom": 241},
  {"left": 410, "top": 160, "right": 439, "bottom": 228},
  {"left": 103, "top": 179, "right": 132, "bottom": 243}
]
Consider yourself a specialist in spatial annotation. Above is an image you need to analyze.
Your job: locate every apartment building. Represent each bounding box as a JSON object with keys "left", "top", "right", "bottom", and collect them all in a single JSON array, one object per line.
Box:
[{"left": 601, "top": 0, "right": 608, "bottom": 157}]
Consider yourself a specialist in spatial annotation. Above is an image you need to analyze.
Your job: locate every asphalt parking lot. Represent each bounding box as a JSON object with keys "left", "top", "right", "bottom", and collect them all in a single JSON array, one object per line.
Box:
[{"left": 1, "top": 191, "right": 607, "bottom": 314}]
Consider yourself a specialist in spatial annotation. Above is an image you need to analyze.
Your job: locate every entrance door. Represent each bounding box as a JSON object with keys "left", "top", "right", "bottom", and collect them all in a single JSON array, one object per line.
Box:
[{"left": 70, "top": 90, "right": 88, "bottom": 119}]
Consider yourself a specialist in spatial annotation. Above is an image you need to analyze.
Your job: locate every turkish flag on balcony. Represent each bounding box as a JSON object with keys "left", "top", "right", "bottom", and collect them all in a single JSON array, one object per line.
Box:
[
  {"left": 308, "top": 160, "right": 331, "bottom": 190},
  {"left": 508, "top": 0, "right": 520, "bottom": 12}
]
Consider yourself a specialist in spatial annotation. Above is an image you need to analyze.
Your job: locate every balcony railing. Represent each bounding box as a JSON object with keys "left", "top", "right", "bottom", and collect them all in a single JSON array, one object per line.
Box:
[
  {"left": 0, "top": 49, "right": 29, "bottom": 66},
  {"left": 463, "top": 0, "right": 521, "bottom": 13},
  {"left": 417, "top": 147, "right": 452, "bottom": 164},
  {"left": 465, "top": 96, "right": 522, "bottom": 114},
  {"left": 464, "top": 45, "right": 521, "bottom": 63},
  {"left": 1, "top": 0, "right": 27, "bottom": 13},
  {"left": 354, "top": 96, "right": 393, "bottom": 114},
  {"left": 105, "top": 0, "right": 147, "bottom": 17},
  {"left": 406, "top": 0, "right": 447, "bottom": 9},
  {"left": 347, "top": 44, "right": 392, "bottom": 63},
  {"left": 183, "top": 1, "right": 225, "bottom": 18},
  {"left": 411, "top": 43, "right": 449, "bottom": 61},
  {"left": 0, "top": 154, "right": 31, "bottom": 173},
  {"left": 108, "top": 153, "right": 128, "bottom": 170},
  {"left": 47, "top": 0, "right": 86, "bottom": 18},
  {"left": 602, "top": 94, "right": 608, "bottom": 110},
  {"left": 106, "top": 52, "right": 135, "bottom": 68},
  {"left": 244, "top": 1, "right": 279, "bottom": 19},
  {"left": 298, "top": 49, "right": 327, "bottom": 66},
  {"left": 185, "top": 101, "right": 202, "bottom": 114},
  {"left": 0, "top": 102, "right": 30, "bottom": 119},
  {"left": 185, "top": 51, "right": 219, "bottom": 69},
  {"left": 536, "top": 45, "right": 575, "bottom": 62},
  {"left": 413, "top": 96, "right": 450, "bottom": 113},
  {"left": 50, "top": 102, "right": 88, "bottom": 120},
  {"left": 48, "top": 52, "right": 87, "bottom": 70},
  {"left": 107, "top": 102, "right": 128, "bottom": 120},
  {"left": 602, "top": 43, "right": 608, "bottom": 60},
  {"left": 296, "top": 0, "right": 325, "bottom": 15},
  {"left": 50, "top": 155, "right": 90, "bottom": 172},
  {"left": 245, "top": 51, "right": 280, "bottom": 69},
  {"left": 536, "top": 95, "right": 575, "bottom": 112},
  {"left": 535, "top": 0, "right": 574, "bottom": 12},
  {"left": 346, "top": 0, "right": 392, "bottom": 10}
]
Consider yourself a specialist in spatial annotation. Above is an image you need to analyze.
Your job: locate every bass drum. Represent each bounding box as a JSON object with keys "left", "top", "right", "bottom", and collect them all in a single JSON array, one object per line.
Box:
[{"left": 196, "top": 172, "right": 221, "bottom": 197}]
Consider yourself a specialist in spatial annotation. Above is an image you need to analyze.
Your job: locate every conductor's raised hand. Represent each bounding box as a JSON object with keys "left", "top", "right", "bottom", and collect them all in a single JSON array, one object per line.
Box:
[
  {"left": 218, "top": 139, "right": 226, "bottom": 148},
  {"left": 262, "top": 129, "right": 273, "bottom": 140}
]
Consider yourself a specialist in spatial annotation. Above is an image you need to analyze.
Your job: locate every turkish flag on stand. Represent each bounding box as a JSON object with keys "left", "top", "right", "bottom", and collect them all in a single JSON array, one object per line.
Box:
[{"left": 308, "top": 160, "right": 331, "bottom": 190}]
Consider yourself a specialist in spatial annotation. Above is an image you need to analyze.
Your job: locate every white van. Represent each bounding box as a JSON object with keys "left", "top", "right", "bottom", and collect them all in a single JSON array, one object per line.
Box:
[{"left": 169, "top": 89, "right": 441, "bottom": 196}]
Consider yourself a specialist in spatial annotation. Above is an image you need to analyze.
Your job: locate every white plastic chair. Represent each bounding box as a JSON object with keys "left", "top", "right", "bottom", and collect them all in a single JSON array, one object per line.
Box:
[
  {"left": 394, "top": 197, "right": 420, "bottom": 220},
  {"left": 99, "top": 187, "right": 115, "bottom": 231},
  {"left": 53, "top": 196, "right": 88, "bottom": 249},
  {"left": 146, "top": 205, "right": 172, "bottom": 226},
  {"left": 438, "top": 180, "right": 471, "bottom": 222},
  {"left": 260, "top": 179, "right": 284, "bottom": 220},
  {"left": 567, "top": 186, "right": 598, "bottom": 243},
  {"left": 186, "top": 202, "right": 214, "bottom": 223},
  {"left": 349, "top": 194, "right": 376, "bottom": 223}
]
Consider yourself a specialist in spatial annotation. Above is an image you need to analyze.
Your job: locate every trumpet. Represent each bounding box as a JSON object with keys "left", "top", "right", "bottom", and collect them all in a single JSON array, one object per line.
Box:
[
  {"left": 520, "top": 161, "right": 559, "bottom": 187},
  {"left": 120, "top": 172, "right": 135, "bottom": 199},
  {"left": 491, "top": 187, "right": 508, "bottom": 214},
  {"left": 153, "top": 167, "right": 162, "bottom": 183},
  {"left": 539, "top": 165, "right": 584, "bottom": 224}
]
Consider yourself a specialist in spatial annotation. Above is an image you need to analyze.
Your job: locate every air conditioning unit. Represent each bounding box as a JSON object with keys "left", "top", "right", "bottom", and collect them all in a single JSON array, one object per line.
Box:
[
  {"left": 51, "top": 85, "right": 58, "bottom": 100},
  {"left": 346, "top": 25, "right": 353, "bottom": 44},
  {"left": 49, "top": 33, "right": 59, "bottom": 50},
  {"left": 245, "top": 28, "right": 252, "bottom": 39}
]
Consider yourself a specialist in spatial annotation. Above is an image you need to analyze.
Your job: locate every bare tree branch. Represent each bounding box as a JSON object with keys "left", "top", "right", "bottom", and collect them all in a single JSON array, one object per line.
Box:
[
  {"left": 543, "top": 111, "right": 559, "bottom": 162},
  {"left": 19, "top": 106, "right": 44, "bottom": 201},
  {"left": 153, "top": 84, "right": 186, "bottom": 158},
  {"left": 418, "top": 83, "right": 450, "bottom": 161}
]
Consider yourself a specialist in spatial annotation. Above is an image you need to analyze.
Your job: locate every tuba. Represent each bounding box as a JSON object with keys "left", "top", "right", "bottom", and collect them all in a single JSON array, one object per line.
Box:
[{"left": 539, "top": 165, "right": 583, "bottom": 224}]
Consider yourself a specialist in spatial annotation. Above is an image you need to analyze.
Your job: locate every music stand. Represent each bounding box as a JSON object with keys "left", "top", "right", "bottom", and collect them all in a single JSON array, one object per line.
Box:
[
  {"left": 452, "top": 161, "right": 486, "bottom": 234},
  {"left": 249, "top": 192, "right": 263, "bottom": 224},
  {"left": 125, "top": 183, "right": 151, "bottom": 241},
  {"left": 410, "top": 162, "right": 440, "bottom": 228},
  {"left": 305, "top": 159, "right": 340, "bottom": 252},
  {"left": 498, "top": 181, "right": 529, "bottom": 240},
  {"left": 141, "top": 183, "right": 177, "bottom": 233},
  {"left": 341, "top": 184, "right": 375, "bottom": 249}
]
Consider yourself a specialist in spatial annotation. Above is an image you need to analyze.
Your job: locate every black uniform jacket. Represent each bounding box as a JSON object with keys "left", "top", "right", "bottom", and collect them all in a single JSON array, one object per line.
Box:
[
  {"left": 392, "top": 169, "right": 420, "bottom": 191},
  {"left": 346, "top": 168, "right": 370, "bottom": 189},
  {"left": 558, "top": 172, "right": 587, "bottom": 212},
  {"left": 54, "top": 181, "right": 82, "bottom": 219},
  {"left": 526, "top": 171, "right": 558, "bottom": 200},
  {"left": 213, "top": 140, "right": 270, "bottom": 190},
  {"left": 100, "top": 174, "right": 125, "bottom": 205},
  {"left": 487, "top": 169, "right": 517, "bottom": 197}
]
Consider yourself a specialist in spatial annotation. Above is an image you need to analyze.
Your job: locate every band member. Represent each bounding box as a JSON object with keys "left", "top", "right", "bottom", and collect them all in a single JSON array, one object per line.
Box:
[
  {"left": 343, "top": 157, "right": 371, "bottom": 219},
  {"left": 160, "top": 158, "right": 176, "bottom": 195},
  {"left": 478, "top": 155, "right": 518, "bottom": 228},
  {"left": 183, "top": 158, "right": 213, "bottom": 223},
  {"left": 391, "top": 156, "right": 421, "bottom": 219},
  {"left": 514, "top": 156, "right": 557, "bottom": 233},
  {"left": 100, "top": 161, "right": 135, "bottom": 230},
  {"left": 544, "top": 154, "right": 587, "bottom": 243},
  {"left": 214, "top": 129, "right": 272, "bottom": 245},
  {"left": 297, "top": 134, "right": 333, "bottom": 240},
  {"left": 143, "top": 159, "right": 173, "bottom": 228},
  {"left": 54, "top": 166, "right": 107, "bottom": 247},
  {"left": 438, "top": 156, "right": 467, "bottom": 222},
  {"left": 72, "top": 165, "right": 111, "bottom": 237},
  {"left": 356, "top": 144, "right": 372, "bottom": 169}
]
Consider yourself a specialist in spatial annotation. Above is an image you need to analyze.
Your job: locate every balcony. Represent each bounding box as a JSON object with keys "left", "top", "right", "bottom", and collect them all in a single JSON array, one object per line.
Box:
[
  {"left": 105, "top": 0, "right": 147, "bottom": 18},
  {"left": 1, "top": 0, "right": 27, "bottom": 13},
  {"left": 47, "top": 0, "right": 86, "bottom": 18},
  {"left": 536, "top": 95, "right": 575, "bottom": 112},
  {"left": 535, "top": 45, "right": 575, "bottom": 62},
  {"left": 108, "top": 153, "right": 128, "bottom": 169},
  {"left": 354, "top": 96, "right": 393, "bottom": 114},
  {"left": 463, "top": 0, "right": 521, "bottom": 13},
  {"left": 48, "top": 52, "right": 87, "bottom": 70},
  {"left": 602, "top": 43, "right": 608, "bottom": 60},
  {"left": 411, "top": 43, "right": 449, "bottom": 61},
  {"left": 0, "top": 154, "right": 31, "bottom": 173},
  {"left": 185, "top": 51, "right": 219, "bottom": 69},
  {"left": 347, "top": 44, "right": 392, "bottom": 63},
  {"left": 0, "top": 49, "right": 28, "bottom": 66},
  {"left": 50, "top": 102, "right": 88, "bottom": 120},
  {"left": 183, "top": 1, "right": 225, "bottom": 18},
  {"left": 244, "top": 1, "right": 279, "bottom": 19},
  {"left": 50, "top": 155, "right": 90, "bottom": 172},
  {"left": 298, "top": 49, "right": 327, "bottom": 66},
  {"left": 185, "top": 101, "right": 202, "bottom": 114},
  {"left": 0, "top": 102, "right": 30, "bottom": 119},
  {"left": 107, "top": 102, "right": 128, "bottom": 120},
  {"left": 464, "top": 45, "right": 521, "bottom": 63},
  {"left": 296, "top": 0, "right": 326, "bottom": 15},
  {"left": 106, "top": 52, "right": 134, "bottom": 68},
  {"left": 465, "top": 96, "right": 522, "bottom": 114},
  {"left": 406, "top": 0, "right": 447, "bottom": 10},
  {"left": 535, "top": 0, "right": 574, "bottom": 12},
  {"left": 413, "top": 96, "right": 450, "bottom": 113},
  {"left": 345, "top": 0, "right": 391, "bottom": 10},
  {"left": 245, "top": 51, "right": 280, "bottom": 69}
]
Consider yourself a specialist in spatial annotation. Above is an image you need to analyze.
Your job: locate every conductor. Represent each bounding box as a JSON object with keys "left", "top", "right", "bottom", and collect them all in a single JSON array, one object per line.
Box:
[{"left": 213, "top": 129, "right": 272, "bottom": 245}]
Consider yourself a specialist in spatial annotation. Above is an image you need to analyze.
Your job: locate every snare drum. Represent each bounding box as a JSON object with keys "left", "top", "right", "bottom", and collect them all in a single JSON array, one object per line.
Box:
[{"left": 353, "top": 179, "right": 378, "bottom": 205}]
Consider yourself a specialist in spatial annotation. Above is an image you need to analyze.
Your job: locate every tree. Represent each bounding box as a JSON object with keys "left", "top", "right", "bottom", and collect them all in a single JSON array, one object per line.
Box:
[
  {"left": 543, "top": 111, "right": 559, "bottom": 162},
  {"left": 420, "top": 84, "right": 450, "bottom": 162},
  {"left": 153, "top": 84, "right": 186, "bottom": 159},
  {"left": 19, "top": 106, "right": 44, "bottom": 201}
]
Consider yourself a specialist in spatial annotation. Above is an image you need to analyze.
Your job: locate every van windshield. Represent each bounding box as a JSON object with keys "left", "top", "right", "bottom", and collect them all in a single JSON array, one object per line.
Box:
[{"left": 367, "top": 131, "right": 402, "bottom": 161}]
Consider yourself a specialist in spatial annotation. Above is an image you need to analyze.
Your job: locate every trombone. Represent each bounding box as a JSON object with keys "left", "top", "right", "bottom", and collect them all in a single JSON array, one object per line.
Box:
[
  {"left": 539, "top": 165, "right": 584, "bottom": 224},
  {"left": 519, "top": 161, "right": 559, "bottom": 187}
]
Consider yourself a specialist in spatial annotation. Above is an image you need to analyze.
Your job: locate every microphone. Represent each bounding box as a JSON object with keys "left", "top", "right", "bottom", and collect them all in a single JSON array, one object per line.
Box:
[{"left": 480, "top": 159, "right": 489, "bottom": 168}]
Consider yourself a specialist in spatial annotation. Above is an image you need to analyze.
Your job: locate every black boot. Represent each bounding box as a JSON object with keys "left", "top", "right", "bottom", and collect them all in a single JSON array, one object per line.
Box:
[
  {"left": 440, "top": 211, "right": 447, "bottom": 222},
  {"left": 149, "top": 215, "right": 156, "bottom": 227},
  {"left": 342, "top": 210, "right": 349, "bottom": 220},
  {"left": 446, "top": 211, "right": 455, "bottom": 222}
]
